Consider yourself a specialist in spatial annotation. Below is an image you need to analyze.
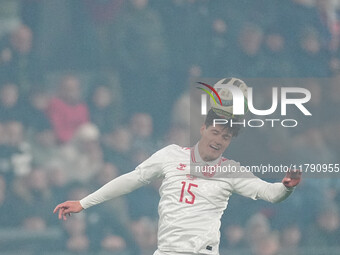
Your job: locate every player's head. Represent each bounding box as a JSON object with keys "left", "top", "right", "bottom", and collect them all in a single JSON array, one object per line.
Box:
[
  {"left": 198, "top": 109, "right": 241, "bottom": 161},
  {"left": 204, "top": 109, "right": 241, "bottom": 137}
]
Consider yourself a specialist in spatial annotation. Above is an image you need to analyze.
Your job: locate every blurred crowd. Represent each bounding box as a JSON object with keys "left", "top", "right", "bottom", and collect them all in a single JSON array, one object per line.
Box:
[{"left": 0, "top": 0, "right": 340, "bottom": 254}]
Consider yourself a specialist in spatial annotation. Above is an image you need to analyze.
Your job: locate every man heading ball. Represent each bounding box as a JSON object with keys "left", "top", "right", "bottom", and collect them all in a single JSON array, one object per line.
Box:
[{"left": 54, "top": 109, "right": 301, "bottom": 255}]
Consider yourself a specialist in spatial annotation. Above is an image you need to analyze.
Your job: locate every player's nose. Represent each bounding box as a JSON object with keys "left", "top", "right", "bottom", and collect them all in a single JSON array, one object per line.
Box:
[{"left": 212, "top": 140, "right": 222, "bottom": 147}]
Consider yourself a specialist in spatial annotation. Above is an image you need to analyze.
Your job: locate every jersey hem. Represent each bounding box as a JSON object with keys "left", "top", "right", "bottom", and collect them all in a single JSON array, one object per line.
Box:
[{"left": 159, "top": 246, "right": 218, "bottom": 255}]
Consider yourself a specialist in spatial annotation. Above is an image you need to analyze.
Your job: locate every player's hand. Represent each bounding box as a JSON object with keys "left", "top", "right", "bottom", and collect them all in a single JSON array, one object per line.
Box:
[
  {"left": 53, "top": 201, "right": 83, "bottom": 221},
  {"left": 282, "top": 169, "right": 302, "bottom": 188}
]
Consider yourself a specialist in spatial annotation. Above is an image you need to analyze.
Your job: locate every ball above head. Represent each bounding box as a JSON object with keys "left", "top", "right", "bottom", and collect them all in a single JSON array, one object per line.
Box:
[{"left": 210, "top": 78, "right": 249, "bottom": 119}]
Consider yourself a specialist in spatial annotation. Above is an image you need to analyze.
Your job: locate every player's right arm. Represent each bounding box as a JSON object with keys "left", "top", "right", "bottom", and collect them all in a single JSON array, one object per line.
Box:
[
  {"left": 53, "top": 171, "right": 145, "bottom": 220},
  {"left": 53, "top": 145, "right": 172, "bottom": 220}
]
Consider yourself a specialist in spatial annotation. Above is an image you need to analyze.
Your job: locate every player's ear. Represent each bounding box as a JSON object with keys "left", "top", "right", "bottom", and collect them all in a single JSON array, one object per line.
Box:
[{"left": 200, "top": 125, "right": 206, "bottom": 136}]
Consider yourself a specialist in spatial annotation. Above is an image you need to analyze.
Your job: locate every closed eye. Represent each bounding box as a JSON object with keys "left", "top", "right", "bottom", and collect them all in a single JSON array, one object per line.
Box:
[
  {"left": 223, "top": 135, "right": 231, "bottom": 140},
  {"left": 212, "top": 131, "right": 219, "bottom": 135}
]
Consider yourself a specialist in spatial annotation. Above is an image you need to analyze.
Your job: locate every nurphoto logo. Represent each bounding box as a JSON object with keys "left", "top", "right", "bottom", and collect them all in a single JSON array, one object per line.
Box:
[{"left": 197, "top": 78, "right": 312, "bottom": 128}]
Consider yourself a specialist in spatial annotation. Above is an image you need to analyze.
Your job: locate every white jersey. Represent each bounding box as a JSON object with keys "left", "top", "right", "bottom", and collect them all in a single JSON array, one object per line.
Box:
[
  {"left": 80, "top": 143, "right": 293, "bottom": 255},
  {"left": 134, "top": 144, "right": 293, "bottom": 255}
]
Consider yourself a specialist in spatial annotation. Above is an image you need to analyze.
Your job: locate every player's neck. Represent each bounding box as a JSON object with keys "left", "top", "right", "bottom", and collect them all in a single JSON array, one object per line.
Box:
[{"left": 197, "top": 142, "right": 219, "bottom": 162}]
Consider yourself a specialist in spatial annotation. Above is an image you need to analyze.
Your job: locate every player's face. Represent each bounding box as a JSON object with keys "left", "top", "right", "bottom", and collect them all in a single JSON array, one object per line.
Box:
[{"left": 198, "top": 124, "right": 232, "bottom": 162}]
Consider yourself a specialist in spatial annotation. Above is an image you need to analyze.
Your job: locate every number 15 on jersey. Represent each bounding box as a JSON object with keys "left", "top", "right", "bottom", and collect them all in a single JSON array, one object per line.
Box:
[{"left": 179, "top": 181, "right": 198, "bottom": 204}]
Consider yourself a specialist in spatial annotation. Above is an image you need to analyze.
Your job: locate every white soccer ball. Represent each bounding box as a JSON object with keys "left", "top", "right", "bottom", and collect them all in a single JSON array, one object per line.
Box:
[{"left": 210, "top": 78, "right": 248, "bottom": 118}]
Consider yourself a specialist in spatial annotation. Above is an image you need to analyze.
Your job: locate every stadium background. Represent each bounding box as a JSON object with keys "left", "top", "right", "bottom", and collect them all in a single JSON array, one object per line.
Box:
[{"left": 0, "top": 0, "right": 340, "bottom": 254}]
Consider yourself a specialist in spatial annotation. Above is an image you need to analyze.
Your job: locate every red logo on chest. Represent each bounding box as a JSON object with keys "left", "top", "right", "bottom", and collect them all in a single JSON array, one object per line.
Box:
[{"left": 176, "top": 163, "right": 187, "bottom": 171}]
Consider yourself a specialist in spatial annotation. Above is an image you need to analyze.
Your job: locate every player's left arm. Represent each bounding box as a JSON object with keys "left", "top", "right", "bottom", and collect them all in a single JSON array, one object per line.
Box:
[
  {"left": 281, "top": 169, "right": 302, "bottom": 188},
  {"left": 256, "top": 169, "right": 301, "bottom": 203},
  {"left": 232, "top": 169, "right": 301, "bottom": 203}
]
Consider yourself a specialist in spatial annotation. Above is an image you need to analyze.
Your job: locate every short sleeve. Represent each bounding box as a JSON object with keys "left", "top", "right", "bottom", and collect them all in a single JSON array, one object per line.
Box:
[{"left": 134, "top": 145, "right": 172, "bottom": 184}]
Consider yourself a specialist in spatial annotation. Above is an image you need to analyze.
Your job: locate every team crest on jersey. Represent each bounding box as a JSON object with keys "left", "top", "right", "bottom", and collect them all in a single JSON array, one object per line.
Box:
[
  {"left": 176, "top": 163, "right": 187, "bottom": 171},
  {"left": 202, "top": 165, "right": 216, "bottom": 178}
]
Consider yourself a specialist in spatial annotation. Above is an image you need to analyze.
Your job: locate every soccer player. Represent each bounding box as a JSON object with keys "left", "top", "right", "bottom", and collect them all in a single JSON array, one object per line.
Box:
[{"left": 54, "top": 109, "right": 301, "bottom": 255}]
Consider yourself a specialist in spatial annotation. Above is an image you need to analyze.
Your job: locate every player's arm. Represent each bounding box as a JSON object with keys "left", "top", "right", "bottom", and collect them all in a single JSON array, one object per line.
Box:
[
  {"left": 53, "top": 171, "right": 145, "bottom": 220},
  {"left": 53, "top": 145, "right": 171, "bottom": 220},
  {"left": 258, "top": 169, "right": 301, "bottom": 203},
  {"left": 232, "top": 169, "right": 301, "bottom": 203}
]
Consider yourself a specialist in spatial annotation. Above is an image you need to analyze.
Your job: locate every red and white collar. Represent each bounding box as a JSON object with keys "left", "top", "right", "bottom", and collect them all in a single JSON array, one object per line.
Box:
[{"left": 191, "top": 143, "right": 222, "bottom": 166}]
